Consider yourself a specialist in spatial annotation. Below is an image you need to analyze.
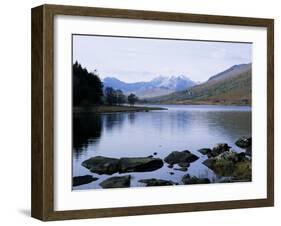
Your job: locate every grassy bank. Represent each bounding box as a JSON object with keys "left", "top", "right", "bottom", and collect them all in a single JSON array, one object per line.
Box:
[
  {"left": 151, "top": 99, "right": 251, "bottom": 106},
  {"left": 73, "top": 105, "right": 167, "bottom": 113}
]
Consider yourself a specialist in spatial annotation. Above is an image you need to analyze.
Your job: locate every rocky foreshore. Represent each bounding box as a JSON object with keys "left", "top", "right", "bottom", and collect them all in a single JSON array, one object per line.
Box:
[{"left": 73, "top": 137, "right": 252, "bottom": 188}]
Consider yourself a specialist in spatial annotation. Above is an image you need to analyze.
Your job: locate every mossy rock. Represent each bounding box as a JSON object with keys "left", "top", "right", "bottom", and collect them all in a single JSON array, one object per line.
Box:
[{"left": 235, "top": 137, "right": 252, "bottom": 148}]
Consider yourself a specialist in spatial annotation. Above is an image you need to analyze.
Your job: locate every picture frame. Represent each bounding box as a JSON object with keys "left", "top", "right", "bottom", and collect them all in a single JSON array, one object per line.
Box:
[{"left": 31, "top": 4, "right": 274, "bottom": 221}]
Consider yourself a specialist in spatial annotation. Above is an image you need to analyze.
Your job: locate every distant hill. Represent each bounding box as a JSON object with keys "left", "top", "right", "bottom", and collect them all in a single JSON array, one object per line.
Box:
[
  {"left": 148, "top": 63, "right": 252, "bottom": 105},
  {"left": 103, "top": 75, "right": 196, "bottom": 98}
]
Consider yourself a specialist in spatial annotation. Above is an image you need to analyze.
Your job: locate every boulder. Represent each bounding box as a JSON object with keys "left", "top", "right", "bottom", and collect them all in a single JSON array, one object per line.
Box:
[
  {"left": 182, "top": 174, "right": 210, "bottom": 184},
  {"left": 203, "top": 151, "right": 251, "bottom": 180},
  {"left": 82, "top": 156, "right": 120, "bottom": 175},
  {"left": 208, "top": 143, "right": 231, "bottom": 157},
  {"left": 72, "top": 175, "right": 98, "bottom": 187},
  {"left": 99, "top": 175, "right": 131, "bottom": 189},
  {"left": 198, "top": 148, "right": 212, "bottom": 155},
  {"left": 235, "top": 137, "right": 252, "bottom": 148},
  {"left": 119, "top": 157, "right": 163, "bottom": 173},
  {"left": 139, "top": 178, "right": 174, "bottom": 186},
  {"left": 164, "top": 151, "right": 199, "bottom": 166}
]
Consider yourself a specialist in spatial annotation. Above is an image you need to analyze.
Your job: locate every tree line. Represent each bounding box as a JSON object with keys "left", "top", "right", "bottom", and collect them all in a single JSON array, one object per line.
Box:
[{"left": 73, "top": 62, "right": 138, "bottom": 107}]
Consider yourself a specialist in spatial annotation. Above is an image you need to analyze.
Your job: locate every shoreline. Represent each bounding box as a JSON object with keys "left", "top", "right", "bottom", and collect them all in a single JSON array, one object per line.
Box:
[
  {"left": 73, "top": 105, "right": 168, "bottom": 113},
  {"left": 144, "top": 101, "right": 251, "bottom": 107}
]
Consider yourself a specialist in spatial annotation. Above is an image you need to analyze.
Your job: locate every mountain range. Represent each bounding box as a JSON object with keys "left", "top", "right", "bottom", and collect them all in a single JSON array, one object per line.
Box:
[
  {"left": 103, "top": 75, "right": 196, "bottom": 98},
  {"left": 147, "top": 63, "right": 252, "bottom": 105}
]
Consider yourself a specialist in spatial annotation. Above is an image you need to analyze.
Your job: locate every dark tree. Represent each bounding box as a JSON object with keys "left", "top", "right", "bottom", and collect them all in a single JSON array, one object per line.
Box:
[
  {"left": 73, "top": 61, "right": 103, "bottom": 106},
  {"left": 128, "top": 93, "right": 138, "bottom": 106},
  {"left": 116, "top": 89, "right": 126, "bottom": 105},
  {"left": 104, "top": 87, "right": 117, "bottom": 105}
]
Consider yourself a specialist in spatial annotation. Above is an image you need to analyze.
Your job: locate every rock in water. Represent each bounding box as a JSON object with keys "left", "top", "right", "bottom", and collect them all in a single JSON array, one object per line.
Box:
[
  {"left": 82, "top": 156, "right": 120, "bottom": 175},
  {"left": 174, "top": 167, "right": 188, "bottom": 172},
  {"left": 164, "top": 150, "right": 199, "bottom": 166},
  {"left": 235, "top": 137, "right": 252, "bottom": 148},
  {"left": 208, "top": 143, "right": 231, "bottom": 157},
  {"left": 100, "top": 175, "right": 131, "bottom": 188},
  {"left": 139, "top": 178, "right": 174, "bottom": 186},
  {"left": 73, "top": 175, "right": 98, "bottom": 187},
  {"left": 198, "top": 148, "right": 212, "bottom": 155},
  {"left": 182, "top": 174, "right": 210, "bottom": 184},
  {"left": 119, "top": 157, "right": 163, "bottom": 173},
  {"left": 203, "top": 151, "right": 251, "bottom": 180}
]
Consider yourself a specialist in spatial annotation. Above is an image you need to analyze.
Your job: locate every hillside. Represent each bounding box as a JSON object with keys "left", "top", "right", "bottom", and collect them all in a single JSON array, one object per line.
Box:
[
  {"left": 103, "top": 75, "right": 196, "bottom": 98},
  {"left": 147, "top": 63, "right": 252, "bottom": 105}
]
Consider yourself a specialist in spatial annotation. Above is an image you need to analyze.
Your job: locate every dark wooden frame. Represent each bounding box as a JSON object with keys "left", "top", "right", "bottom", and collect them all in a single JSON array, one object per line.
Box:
[{"left": 31, "top": 4, "right": 274, "bottom": 221}]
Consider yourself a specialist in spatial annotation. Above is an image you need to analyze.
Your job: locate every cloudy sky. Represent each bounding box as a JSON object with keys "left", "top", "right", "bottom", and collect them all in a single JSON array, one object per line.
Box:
[{"left": 73, "top": 35, "right": 252, "bottom": 83}]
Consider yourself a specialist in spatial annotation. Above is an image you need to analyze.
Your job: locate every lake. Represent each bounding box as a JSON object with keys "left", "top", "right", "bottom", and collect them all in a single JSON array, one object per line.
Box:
[{"left": 72, "top": 104, "right": 251, "bottom": 190}]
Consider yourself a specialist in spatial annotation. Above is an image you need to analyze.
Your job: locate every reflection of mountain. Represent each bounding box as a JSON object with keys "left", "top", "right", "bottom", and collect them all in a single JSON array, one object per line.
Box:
[
  {"left": 148, "top": 63, "right": 252, "bottom": 105},
  {"left": 103, "top": 75, "right": 196, "bottom": 98}
]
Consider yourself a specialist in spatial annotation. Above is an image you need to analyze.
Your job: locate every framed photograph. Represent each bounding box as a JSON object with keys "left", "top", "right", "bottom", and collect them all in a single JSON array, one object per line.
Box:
[{"left": 31, "top": 4, "right": 274, "bottom": 221}]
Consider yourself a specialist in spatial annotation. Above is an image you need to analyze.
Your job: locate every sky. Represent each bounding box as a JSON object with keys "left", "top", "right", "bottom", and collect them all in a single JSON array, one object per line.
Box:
[{"left": 73, "top": 35, "right": 252, "bottom": 83}]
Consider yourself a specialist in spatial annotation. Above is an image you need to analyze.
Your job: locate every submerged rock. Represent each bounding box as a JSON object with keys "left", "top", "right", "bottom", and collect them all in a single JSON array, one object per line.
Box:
[
  {"left": 164, "top": 150, "right": 199, "bottom": 166},
  {"left": 182, "top": 174, "right": 210, "bottom": 184},
  {"left": 208, "top": 143, "right": 231, "bottom": 158},
  {"left": 99, "top": 175, "right": 131, "bottom": 188},
  {"left": 119, "top": 157, "right": 163, "bottom": 173},
  {"left": 235, "top": 137, "right": 252, "bottom": 148},
  {"left": 198, "top": 148, "right": 212, "bottom": 155},
  {"left": 73, "top": 175, "right": 98, "bottom": 187},
  {"left": 203, "top": 151, "right": 251, "bottom": 180},
  {"left": 174, "top": 167, "right": 188, "bottom": 172},
  {"left": 139, "top": 178, "right": 175, "bottom": 186},
  {"left": 82, "top": 156, "right": 120, "bottom": 175}
]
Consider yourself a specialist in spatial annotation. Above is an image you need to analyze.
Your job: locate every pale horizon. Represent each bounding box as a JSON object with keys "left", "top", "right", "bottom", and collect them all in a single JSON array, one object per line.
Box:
[{"left": 73, "top": 35, "right": 252, "bottom": 83}]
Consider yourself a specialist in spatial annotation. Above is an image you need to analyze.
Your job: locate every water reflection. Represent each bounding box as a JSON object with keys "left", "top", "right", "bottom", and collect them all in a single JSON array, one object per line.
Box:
[
  {"left": 72, "top": 105, "right": 251, "bottom": 189},
  {"left": 73, "top": 113, "right": 103, "bottom": 157}
]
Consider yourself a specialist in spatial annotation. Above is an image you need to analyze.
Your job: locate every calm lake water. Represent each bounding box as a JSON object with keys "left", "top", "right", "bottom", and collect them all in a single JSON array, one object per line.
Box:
[{"left": 72, "top": 104, "right": 251, "bottom": 190}]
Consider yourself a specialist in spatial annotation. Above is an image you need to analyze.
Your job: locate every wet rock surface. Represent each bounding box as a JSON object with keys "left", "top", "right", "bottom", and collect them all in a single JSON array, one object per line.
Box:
[
  {"left": 164, "top": 150, "right": 199, "bottom": 166},
  {"left": 82, "top": 156, "right": 120, "bottom": 175},
  {"left": 119, "top": 157, "right": 164, "bottom": 173},
  {"left": 197, "top": 148, "right": 212, "bottom": 155},
  {"left": 235, "top": 137, "right": 252, "bottom": 148},
  {"left": 207, "top": 143, "right": 231, "bottom": 158},
  {"left": 138, "top": 178, "right": 175, "bottom": 186},
  {"left": 73, "top": 175, "right": 98, "bottom": 187},
  {"left": 99, "top": 175, "right": 131, "bottom": 188},
  {"left": 182, "top": 174, "right": 211, "bottom": 184}
]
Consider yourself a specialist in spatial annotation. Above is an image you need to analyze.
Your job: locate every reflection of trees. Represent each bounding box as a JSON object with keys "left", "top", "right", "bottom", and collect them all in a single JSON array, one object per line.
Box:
[
  {"left": 128, "top": 112, "right": 136, "bottom": 124},
  {"left": 73, "top": 113, "right": 103, "bottom": 157},
  {"left": 103, "top": 113, "right": 126, "bottom": 131},
  {"left": 73, "top": 112, "right": 130, "bottom": 158}
]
